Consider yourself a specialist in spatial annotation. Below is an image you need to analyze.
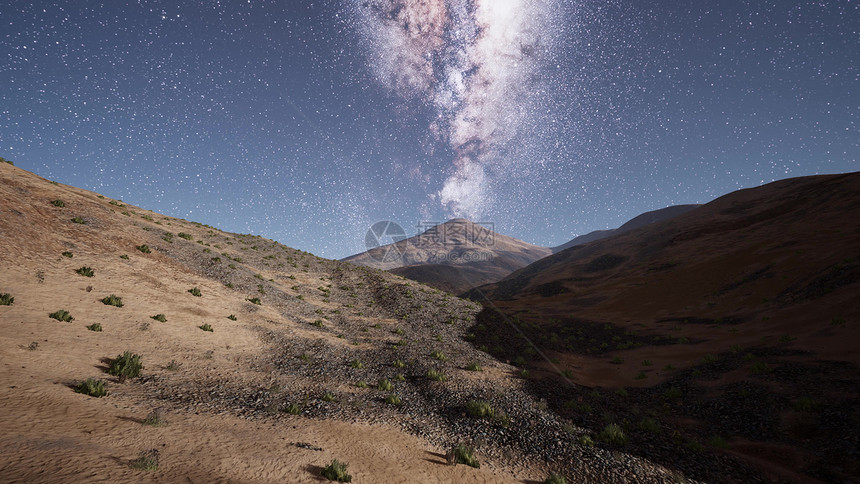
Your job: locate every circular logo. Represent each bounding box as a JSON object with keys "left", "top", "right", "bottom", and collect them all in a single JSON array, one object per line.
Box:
[{"left": 365, "top": 221, "right": 407, "bottom": 263}]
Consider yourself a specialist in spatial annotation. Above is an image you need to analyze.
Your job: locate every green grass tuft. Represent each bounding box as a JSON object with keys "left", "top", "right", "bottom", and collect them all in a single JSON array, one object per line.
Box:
[
  {"left": 597, "top": 423, "right": 628, "bottom": 445},
  {"left": 465, "top": 362, "right": 482, "bottom": 371},
  {"left": 448, "top": 444, "right": 479, "bottom": 468},
  {"left": 49, "top": 309, "right": 74, "bottom": 322},
  {"left": 74, "top": 378, "right": 107, "bottom": 397},
  {"left": 0, "top": 293, "right": 14, "bottom": 306},
  {"left": 87, "top": 323, "right": 102, "bottom": 332},
  {"left": 544, "top": 473, "right": 568, "bottom": 484},
  {"left": 129, "top": 449, "right": 159, "bottom": 471},
  {"left": 151, "top": 313, "right": 166, "bottom": 322},
  {"left": 385, "top": 393, "right": 402, "bottom": 405},
  {"left": 136, "top": 244, "right": 151, "bottom": 254},
  {"left": 247, "top": 297, "right": 261, "bottom": 305},
  {"left": 75, "top": 266, "right": 95, "bottom": 277},
  {"left": 199, "top": 323, "right": 213, "bottom": 332},
  {"left": 62, "top": 251, "right": 73, "bottom": 258},
  {"left": 71, "top": 216, "right": 86, "bottom": 224},
  {"left": 466, "top": 400, "right": 495, "bottom": 418},
  {"left": 427, "top": 369, "right": 446, "bottom": 381},
  {"left": 377, "top": 379, "right": 393, "bottom": 391},
  {"left": 101, "top": 294, "right": 124, "bottom": 307},
  {"left": 227, "top": 314, "right": 237, "bottom": 321},
  {"left": 431, "top": 350, "right": 448, "bottom": 362},
  {"left": 177, "top": 232, "right": 193, "bottom": 240},
  {"left": 321, "top": 459, "right": 352, "bottom": 482},
  {"left": 188, "top": 287, "right": 202, "bottom": 297},
  {"left": 51, "top": 199, "right": 65, "bottom": 207},
  {"left": 349, "top": 359, "right": 363, "bottom": 369},
  {"left": 108, "top": 351, "right": 143, "bottom": 382}
]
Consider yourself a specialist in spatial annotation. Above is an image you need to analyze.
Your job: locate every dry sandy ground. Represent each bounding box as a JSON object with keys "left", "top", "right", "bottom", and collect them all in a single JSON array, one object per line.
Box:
[{"left": 0, "top": 163, "right": 538, "bottom": 483}]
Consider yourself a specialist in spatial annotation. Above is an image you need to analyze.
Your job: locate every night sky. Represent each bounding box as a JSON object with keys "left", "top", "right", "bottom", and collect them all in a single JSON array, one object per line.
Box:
[{"left": 2, "top": 1, "right": 856, "bottom": 259}]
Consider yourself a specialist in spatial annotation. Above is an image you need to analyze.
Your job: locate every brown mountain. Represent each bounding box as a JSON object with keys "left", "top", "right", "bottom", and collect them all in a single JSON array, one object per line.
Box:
[
  {"left": 550, "top": 204, "right": 701, "bottom": 253},
  {"left": 343, "top": 218, "right": 551, "bottom": 294},
  {"left": 465, "top": 172, "right": 860, "bottom": 483}
]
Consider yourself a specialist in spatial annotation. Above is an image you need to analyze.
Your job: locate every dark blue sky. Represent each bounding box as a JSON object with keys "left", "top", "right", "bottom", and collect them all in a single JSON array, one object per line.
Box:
[{"left": 2, "top": 1, "right": 856, "bottom": 258}]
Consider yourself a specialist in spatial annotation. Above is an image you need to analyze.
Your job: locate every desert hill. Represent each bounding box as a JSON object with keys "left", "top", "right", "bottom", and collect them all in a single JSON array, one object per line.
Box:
[
  {"left": 465, "top": 172, "right": 860, "bottom": 483},
  {"left": 0, "top": 161, "right": 715, "bottom": 483},
  {"left": 551, "top": 204, "right": 700, "bottom": 253},
  {"left": 344, "top": 218, "right": 551, "bottom": 294}
]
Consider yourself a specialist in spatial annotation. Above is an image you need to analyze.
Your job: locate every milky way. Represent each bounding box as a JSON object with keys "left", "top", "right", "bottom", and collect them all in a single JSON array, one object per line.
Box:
[{"left": 349, "top": 0, "right": 559, "bottom": 218}]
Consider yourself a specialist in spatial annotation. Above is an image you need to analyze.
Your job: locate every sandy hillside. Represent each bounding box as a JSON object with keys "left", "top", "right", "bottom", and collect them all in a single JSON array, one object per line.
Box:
[{"left": 0, "top": 161, "right": 691, "bottom": 483}]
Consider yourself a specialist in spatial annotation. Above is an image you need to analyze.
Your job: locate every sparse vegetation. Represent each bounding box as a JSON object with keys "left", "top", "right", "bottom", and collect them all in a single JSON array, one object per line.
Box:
[
  {"left": 108, "top": 351, "right": 143, "bottom": 382},
  {"left": 427, "top": 369, "right": 446, "bottom": 381},
  {"left": 793, "top": 397, "right": 822, "bottom": 413},
  {"left": 285, "top": 403, "right": 301, "bottom": 415},
  {"left": 431, "top": 350, "right": 448, "bottom": 362},
  {"left": 74, "top": 378, "right": 107, "bottom": 397},
  {"left": 321, "top": 459, "right": 352, "bottom": 482},
  {"left": 750, "top": 361, "right": 773, "bottom": 374},
  {"left": 385, "top": 393, "right": 403, "bottom": 405},
  {"left": 377, "top": 379, "right": 393, "bottom": 391},
  {"left": 348, "top": 359, "right": 364, "bottom": 369},
  {"left": 199, "top": 323, "right": 213, "bottom": 332},
  {"left": 227, "top": 314, "right": 237, "bottom": 321},
  {"left": 466, "top": 400, "right": 495, "bottom": 419},
  {"left": 448, "top": 443, "right": 479, "bottom": 468},
  {"left": 129, "top": 449, "right": 159, "bottom": 471},
  {"left": 247, "top": 297, "right": 261, "bottom": 305},
  {"left": 120, "top": 254, "right": 129, "bottom": 260},
  {"left": 136, "top": 244, "right": 151, "bottom": 254},
  {"left": 465, "top": 362, "right": 483, "bottom": 371},
  {"left": 101, "top": 294, "right": 123, "bottom": 307},
  {"left": 49, "top": 309, "right": 74, "bottom": 322},
  {"left": 62, "top": 251, "right": 73, "bottom": 258},
  {"left": 71, "top": 216, "right": 86, "bottom": 224},
  {"left": 544, "top": 473, "right": 568, "bottom": 484},
  {"left": 75, "top": 266, "right": 95, "bottom": 277},
  {"left": 150, "top": 313, "right": 166, "bottom": 322},
  {"left": 0, "top": 293, "right": 13, "bottom": 305},
  {"left": 27, "top": 341, "right": 39, "bottom": 351},
  {"left": 321, "top": 391, "right": 336, "bottom": 402},
  {"left": 188, "top": 287, "right": 202, "bottom": 297},
  {"left": 143, "top": 409, "right": 167, "bottom": 427},
  {"left": 178, "top": 232, "right": 193, "bottom": 240},
  {"left": 392, "top": 359, "right": 406, "bottom": 369},
  {"left": 87, "top": 323, "right": 102, "bottom": 332},
  {"left": 638, "top": 417, "right": 661, "bottom": 434},
  {"left": 355, "top": 380, "right": 368, "bottom": 389},
  {"left": 51, "top": 199, "right": 65, "bottom": 207},
  {"left": 598, "top": 423, "right": 628, "bottom": 445}
]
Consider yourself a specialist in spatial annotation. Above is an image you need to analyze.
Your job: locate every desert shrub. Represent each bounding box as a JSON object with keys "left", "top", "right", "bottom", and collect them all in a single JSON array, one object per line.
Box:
[
  {"left": 393, "top": 327, "right": 404, "bottom": 335},
  {"left": 392, "top": 359, "right": 405, "bottom": 368},
  {"left": 750, "top": 361, "right": 773, "bottom": 374},
  {"left": 129, "top": 449, "right": 159, "bottom": 471},
  {"left": 71, "top": 216, "right": 86, "bottom": 224},
  {"left": 578, "top": 435, "right": 595, "bottom": 447},
  {"left": 427, "top": 369, "right": 446, "bottom": 381},
  {"left": 1, "top": 156, "right": 12, "bottom": 165},
  {"left": 664, "top": 386, "right": 682, "bottom": 400},
  {"left": 62, "top": 251, "right": 73, "bottom": 258},
  {"left": 466, "top": 400, "right": 495, "bottom": 419},
  {"left": 0, "top": 293, "right": 13, "bottom": 305},
  {"left": 349, "top": 359, "right": 363, "bottom": 369},
  {"left": 188, "top": 287, "right": 202, "bottom": 297},
  {"left": 161, "top": 232, "right": 173, "bottom": 243},
  {"left": 177, "top": 232, "right": 193, "bottom": 240},
  {"left": 227, "top": 314, "right": 237, "bottom": 321},
  {"left": 285, "top": 403, "right": 301, "bottom": 415},
  {"left": 519, "top": 369, "right": 530, "bottom": 379},
  {"left": 610, "top": 356, "right": 623, "bottom": 364},
  {"left": 448, "top": 444, "right": 479, "bottom": 468},
  {"left": 143, "top": 409, "right": 167, "bottom": 427},
  {"left": 49, "top": 309, "right": 74, "bottom": 322},
  {"left": 638, "top": 417, "right": 661, "bottom": 434},
  {"left": 321, "top": 459, "right": 352, "bottom": 482},
  {"left": 321, "top": 391, "right": 336, "bottom": 402},
  {"left": 597, "top": 423, "right": 628, "bottom": 445},
  {"left": 377, "top": 379, "right": 393, "bottom": 391},
  {"left": 634, "top": 371, "right": 647, "bottom": 380},
  {"left": 544, "top": 473, "right": 568, "bottom": 484},
  {"left": 311, "top": 320, "right": 324, "bottom": 327},
  {"left": 431, "top": 350, "right": 448, "bottom": 362},
  {"left": 108, "top": 351, "right": 143, "bottom": 381},
  {"left": 355, "top": 380, "right": 368, "bottom": 389},
  {"left": 393, "top": 373, "right": 405, "bottom": 381},
  {"left": 75, "top": 266, "right": 95, "bottom": 277},
  {"left": 136, "top": 245, "right": 151, "bottom": 253},
  {"left": 165, "top": 360, "right": 180, "bottom": 371},
  {"left": 247, "top": 297, "right": 261, "bottom": 305},
  {"left": 199, "top": 323, "right": 213, "bottom": 332},
  {"left": 27, "top": 341, "right": 39, "bottom": 350},
  {"left": 151, "top": 314, "right": 166, "bottom": 322},
  {"left": 51, "top": 199, "right": 65, "bottom": 207},
  {"left": 385, "top": 394, "right": 402, "bottom": 405},
  {"left": 87, "top": 323, "right": 102, "bottom": 332},
  {"left": 120, "top": 254, "right": 129, "bottom": 260},
  {"left": 74, "top": 378, "right": 107, "bottom": 397},
  {"left": 465, "top": 362, "right": 482, "bottom": 371},
  {"left": 793, "top": 397, "right": 822, "bottom": 413},
  {"left": 101, "top": 294, "right": 123, "bottom": 307}
]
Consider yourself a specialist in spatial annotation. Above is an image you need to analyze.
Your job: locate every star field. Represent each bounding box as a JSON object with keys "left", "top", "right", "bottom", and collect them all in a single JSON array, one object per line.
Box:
[{"left": 1, "top": 1, "right": 856, "bottom": 258}]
